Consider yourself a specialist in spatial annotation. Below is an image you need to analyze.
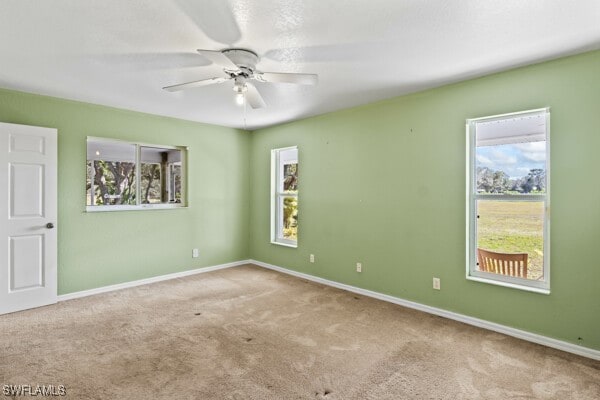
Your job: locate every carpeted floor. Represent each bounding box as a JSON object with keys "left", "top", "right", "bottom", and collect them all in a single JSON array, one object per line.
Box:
[{"left": 1, "top": 264, "right": 598, "bottom": 399}]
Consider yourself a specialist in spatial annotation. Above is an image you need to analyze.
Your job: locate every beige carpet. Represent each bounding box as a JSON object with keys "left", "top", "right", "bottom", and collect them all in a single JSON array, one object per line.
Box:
[{"left": 1, "top": 264, "right": 598, "bottom": 399}]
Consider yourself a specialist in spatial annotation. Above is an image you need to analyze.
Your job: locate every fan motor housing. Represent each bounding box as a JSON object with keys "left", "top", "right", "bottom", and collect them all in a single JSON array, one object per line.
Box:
[{"left": 222, "top": 49, "right": 259, "bottom": 70}]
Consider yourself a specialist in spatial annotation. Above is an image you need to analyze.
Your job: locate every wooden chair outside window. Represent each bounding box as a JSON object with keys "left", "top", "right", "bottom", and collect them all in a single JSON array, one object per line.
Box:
[{"left": 477, "top": 248, "right": 528, "bottom": 279}]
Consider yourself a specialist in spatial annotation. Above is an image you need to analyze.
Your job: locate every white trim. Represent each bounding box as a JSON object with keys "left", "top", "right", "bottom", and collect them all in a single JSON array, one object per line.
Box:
[
  {"left": 250, "top": 259, "right": 600, "bottom": 361},
  {"left": 86, "top": 136, "right": 188, "bottom": 209},
  {"left": 271, "top": 146, "right": 299, "bottom": 246},
  {"left": 466, "top": 108, "right": 551, "bottom": 292},
  {"left": 466, "top": 107, "right": 550, "bottom": 124},
  {"left": 270, "top": 241, "right": 298, "bottom": 248},
  {"left": 270, "top": 148, "right": 277, "bottom": 243},
  {"left": 57, "top": 260, "right": 250, "bottom": 301},
  {"left": 85, "top": 204, "right": 187, "bottom": 212},
  {"left": 466, "top": 275, "right": 550, "bottom": 295}
]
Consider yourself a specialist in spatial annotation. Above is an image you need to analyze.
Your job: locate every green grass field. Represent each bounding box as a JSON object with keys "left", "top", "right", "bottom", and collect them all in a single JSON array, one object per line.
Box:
[{"left": 477, "top": 200, "right": 545, "bottom": 280}]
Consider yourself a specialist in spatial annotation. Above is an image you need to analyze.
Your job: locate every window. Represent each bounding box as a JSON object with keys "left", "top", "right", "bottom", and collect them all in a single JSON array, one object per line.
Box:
[
  {"left": 86, "top": 138, "right": 186, "bottom": 211},
  {"left": 466, "top": 109, "right": 550, "bottom": 293},
  {"left": 271, "top": 147, "right": 298, "bottom": 247}
]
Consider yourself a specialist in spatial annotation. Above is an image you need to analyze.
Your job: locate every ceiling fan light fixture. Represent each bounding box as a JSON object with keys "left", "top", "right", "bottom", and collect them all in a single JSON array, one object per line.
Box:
[
  {"left": 233, "top": 82, "right": 247, "bottom": 94},
  {"left": 233, "top": 78, "right": 247, "bottom": 105},
  {"left": 235, "top": 92, "right": 245, "bottom": 105},
  {"left": 233, "top": 77, "right": 247, "bottom": 93}
]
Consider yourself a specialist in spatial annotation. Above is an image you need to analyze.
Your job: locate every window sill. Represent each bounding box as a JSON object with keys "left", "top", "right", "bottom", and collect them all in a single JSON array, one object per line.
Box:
[
  {"left": 86, "top": 204, "right": 187, "bottom": 212},
  {"left": 467, "top": 275, "right": 550, "bottom": 295},
  {"left": 271, "top": 241, "right": 298, "bottom": 249}
]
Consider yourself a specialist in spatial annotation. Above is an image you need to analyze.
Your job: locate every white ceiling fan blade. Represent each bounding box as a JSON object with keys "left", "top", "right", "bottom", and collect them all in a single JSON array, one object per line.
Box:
[
  {"left": 255, "top": 72, "right": 318, "bottom": 85},
  {"left": 245, "top": 82, "right": 266, "bottom": 109},
  {"left": 94, "top": 52, "right": 211, "bottom": 71},
  {"left": 163, "top": 77, "right": 230, "bottom": 92},
  {"left": 174, "top": 0, "right": 241, "bottom": 46},
  {"left": 197, "top": 49, "right": 240, "bottom": 72}
]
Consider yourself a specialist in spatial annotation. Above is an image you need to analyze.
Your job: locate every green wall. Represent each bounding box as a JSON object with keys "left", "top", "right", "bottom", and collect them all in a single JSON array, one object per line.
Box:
[
  {"left": 249, "top": 50, "right": 600, "bottom": 350},
  {"left": 0, "top": 89, "right": 250, "bottom": 295},
  {"left": 1, "top": 50, "right": 598, "bottom": 351}
]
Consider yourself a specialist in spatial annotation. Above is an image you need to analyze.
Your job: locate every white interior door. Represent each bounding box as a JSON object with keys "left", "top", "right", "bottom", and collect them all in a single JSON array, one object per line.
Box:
[{"left": 0, "top": 122, "right": 57, "bottom": 315}]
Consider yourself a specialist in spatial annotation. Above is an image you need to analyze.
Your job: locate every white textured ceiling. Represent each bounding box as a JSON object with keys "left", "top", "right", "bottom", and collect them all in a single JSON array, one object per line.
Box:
[{"left": 0, "top": 0, "right": 599, "bottom": 130}]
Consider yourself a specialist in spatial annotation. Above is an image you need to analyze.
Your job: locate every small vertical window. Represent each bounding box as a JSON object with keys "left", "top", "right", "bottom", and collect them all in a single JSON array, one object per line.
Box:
[
  {"left": 467, "top": 109, "right": 550, "bottom": 292},
  {"left": 167, "top": 162, "right": 182, "bottom": 203},
  {"left": 271, "top": 147, "right": 298, "bottom": 247}
]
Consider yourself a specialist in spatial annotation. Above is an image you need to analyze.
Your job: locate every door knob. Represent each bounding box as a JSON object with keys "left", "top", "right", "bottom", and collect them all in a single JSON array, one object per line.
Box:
[{"left": 46, "top": 222, "right": 54, "bottom": 229}]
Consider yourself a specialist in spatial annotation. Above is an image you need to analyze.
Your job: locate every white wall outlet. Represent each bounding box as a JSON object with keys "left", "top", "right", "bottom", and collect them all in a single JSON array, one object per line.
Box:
[
  {"left": 192, "top": 248, "right": 199, "bottom": 258},
  {"left": 356, "top": 262, "right": 362, "bottom": 273},
  {"left": 309, "top": 254, "right": 315, "bottom": 263},
  {"left": 433, "top": 277, "right": 441, "bottom": 290}
]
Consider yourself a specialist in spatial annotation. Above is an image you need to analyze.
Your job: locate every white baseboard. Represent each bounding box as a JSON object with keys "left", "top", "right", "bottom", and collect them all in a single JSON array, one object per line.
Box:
[
  {"left": 58, "top": 260, "right": 251, "bottom": 302},
  {"left": 250, "top": 259, "right": 600, "bottom": 361}
]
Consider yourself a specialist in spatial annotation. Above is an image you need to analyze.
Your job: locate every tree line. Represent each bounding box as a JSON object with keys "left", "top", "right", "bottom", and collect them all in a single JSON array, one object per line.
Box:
[
  {"left": 87, "top": 161, "right": 165, "bottom": 205},
  {"left": 476, "top": 167, "right": 546, "bottom": 194}
]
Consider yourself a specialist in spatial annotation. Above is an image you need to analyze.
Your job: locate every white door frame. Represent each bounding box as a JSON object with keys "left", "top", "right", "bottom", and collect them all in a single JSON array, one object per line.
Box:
[{"left": 0, "top": 122, "right": 57, "bottom": 314}]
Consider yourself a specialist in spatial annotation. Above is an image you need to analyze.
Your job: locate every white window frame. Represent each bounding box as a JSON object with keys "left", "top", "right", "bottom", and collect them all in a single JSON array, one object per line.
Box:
[
  {"left": 86, "top": 136, "right": 187, "bottom": 212},
  {"left": 167, "top": 161, "right": 182, "bottom": 203},
  {"left": 466, "top": 108, "right": 550, "bottom": 294},
  {"left": 271, "top": 146, "right": 298, "bottom": 248}
]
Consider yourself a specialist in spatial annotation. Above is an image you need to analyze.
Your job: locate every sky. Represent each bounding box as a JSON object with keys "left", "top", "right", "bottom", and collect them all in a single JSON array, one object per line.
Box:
[{"left": 476, "top": 141, "right": 546, "bottom": 179}]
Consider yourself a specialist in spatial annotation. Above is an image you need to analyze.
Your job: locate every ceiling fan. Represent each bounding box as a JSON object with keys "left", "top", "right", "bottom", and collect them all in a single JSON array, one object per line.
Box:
[{"left": 163, "top": 48, "right": 318, "bottom": 109}]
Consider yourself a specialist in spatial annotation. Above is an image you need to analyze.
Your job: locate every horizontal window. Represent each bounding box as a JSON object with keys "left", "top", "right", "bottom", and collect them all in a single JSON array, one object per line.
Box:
[{"left": 86, "top": 138, "right": 186, "bottom": 211}]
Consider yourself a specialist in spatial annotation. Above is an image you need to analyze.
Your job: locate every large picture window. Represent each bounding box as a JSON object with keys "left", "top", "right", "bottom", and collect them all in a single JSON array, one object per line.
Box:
[
  {"left": 467, "top": 109, "right": 550, "bottom": 292},
  {"left": 86, "top": 138, "right": 186, "bottom": 211},
  {"left": 271, "top": 147, "right": 298, "bottom": 247}
]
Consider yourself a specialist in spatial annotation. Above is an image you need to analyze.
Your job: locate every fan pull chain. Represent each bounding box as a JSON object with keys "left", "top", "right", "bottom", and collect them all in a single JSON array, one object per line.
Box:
[{"left": 243, "top": 92, "right": 248, "bottom": 130}]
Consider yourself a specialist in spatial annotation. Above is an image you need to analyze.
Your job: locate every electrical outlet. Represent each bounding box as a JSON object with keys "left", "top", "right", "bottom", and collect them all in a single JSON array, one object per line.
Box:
[
  {"left": 192, "top": 248, "right": 199, "bottom": 258},
  {"left": 356, "top": 262, "right": 362, "bottom": 273},
  {"left": 433, "top": 277, "right": 441, "bottom": 290},
  {"left": 309, "top": 254, "right": 315, "bottom": 263}
]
